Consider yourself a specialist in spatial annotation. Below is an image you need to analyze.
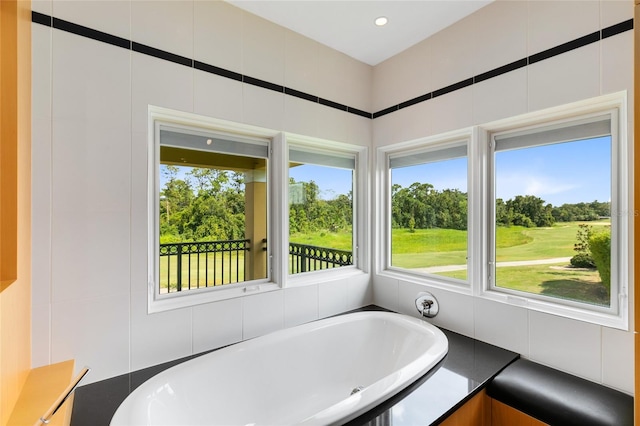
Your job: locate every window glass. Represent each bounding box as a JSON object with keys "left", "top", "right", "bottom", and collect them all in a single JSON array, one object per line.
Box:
[
  {"left": 288, "top": 148, "right": 355, "bottom": 275},
  {"left": 389, "top": 143, "right": 468, "bottom": 282},
  {"left": 492, "top": 117, "right": 613, "bottom": 307},
  {"left": 158, "top": 127, "right": 269, "bottom": 294}
]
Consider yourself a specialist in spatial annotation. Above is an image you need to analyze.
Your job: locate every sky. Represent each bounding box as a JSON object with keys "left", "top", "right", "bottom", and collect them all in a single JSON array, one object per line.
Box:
[
  {"left": 390, "top": 136, "right": 611, "bottom": 207},
  {"left": 161, "top": 136, "right": 612, "bottom": 207}
]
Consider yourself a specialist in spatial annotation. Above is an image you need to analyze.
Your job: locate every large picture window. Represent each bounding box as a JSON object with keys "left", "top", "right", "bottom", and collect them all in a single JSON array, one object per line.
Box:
[
  {"left": 489, "top": 112, "right": 623, "bottom": 314},
  {"left": 379, "top": 93, "right": 628, "bottom": 329}
]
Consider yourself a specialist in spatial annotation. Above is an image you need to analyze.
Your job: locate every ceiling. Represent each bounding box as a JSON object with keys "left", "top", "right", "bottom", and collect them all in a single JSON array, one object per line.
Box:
[{"left": 226, "top": 1, "right": 493, "bottom": 66}]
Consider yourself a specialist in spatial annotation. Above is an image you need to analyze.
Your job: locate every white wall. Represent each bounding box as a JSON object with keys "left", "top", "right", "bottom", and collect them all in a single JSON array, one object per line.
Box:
[
  {"left": 371, "top": 0, "right": 634, "bottom": 394},
  {"left": 31, "top": 0, "right": 372, "bottom": 384}
]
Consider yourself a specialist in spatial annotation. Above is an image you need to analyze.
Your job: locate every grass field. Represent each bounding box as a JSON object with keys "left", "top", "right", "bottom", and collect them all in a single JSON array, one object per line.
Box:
[
  {"left": 161, "top": 220, "right": 610, "bottom": 306},
  {"left": 391, "top": 220, "right": 610, "bottom": 306}
]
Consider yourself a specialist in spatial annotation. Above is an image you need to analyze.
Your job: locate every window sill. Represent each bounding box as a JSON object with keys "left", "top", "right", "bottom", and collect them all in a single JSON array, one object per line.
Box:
[
  {"left": 377, "top": 268, "right": 472, "bottom": 296},
  {"left": 478, "top": 289, "right": 628, "bottom": 331},
  {"left": 286, "top": 266, "right": 367, "bottom": 287},
  {"left": 147, "top": 281, "right": 280, "bottom": 314}
]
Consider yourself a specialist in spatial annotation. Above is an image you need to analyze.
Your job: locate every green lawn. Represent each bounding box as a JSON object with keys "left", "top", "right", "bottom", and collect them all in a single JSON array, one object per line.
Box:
[{"left": 391, "top": 220, "right": 610, "bottom": 306}]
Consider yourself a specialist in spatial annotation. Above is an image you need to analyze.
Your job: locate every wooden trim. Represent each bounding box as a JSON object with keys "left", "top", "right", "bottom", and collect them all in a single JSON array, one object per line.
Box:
[
  {"left": 8, "top": 360, "right": 76, "bottom": 426},
  {"left": 0, "top": 0, "right": 19, "bottom": 290},
  {"left": 439, "top": 390, "right": 491, "bottom": 426},
  {"left": 634, "top": 4, "right": 640, "bottom": 425},
  {"left": 490, "top": 399, "right": 547, "bottom": 426}
]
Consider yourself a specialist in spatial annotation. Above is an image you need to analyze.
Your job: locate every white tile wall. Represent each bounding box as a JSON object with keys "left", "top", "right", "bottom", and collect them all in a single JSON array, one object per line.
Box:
[
  {"left": 130, "top": 289, "right": 193, "bottom": 372},
  {"left": 602, "top": 326, "right": 634, "bottom": 393},
  {"left": 194, "top": 70, "right": 244, "bottom": 123},
  {"left": 472, "top": 68, "right": 528, "bottom": 125},
  {"left": 50, "top": 31, "right": 131, "bottom": 303},
  {"left": 473, "top": 298, "right": 529, "bottom": 355},
  {"left": 193, "top": 1, "right": 243, "bottom": 74},
  {"left": 527, "top": 44, "right": 600, "bottom": 112},
  {"left": 529, "top": 311, "right": 602, "bottom": 383},
  {"left": 470, "top": 0, "right": 528, "bottom": 76},
  {"left": 193, "top": 298, "right": 243, "bottom": 354},
  {"left": 51, "top": 294, "right": 130, "bottom": 383},
  {"left": 318, "top": 278, "right": 349, "bottom": 318},
  {"left": 52, "top": 0, "right": 130, "bottom": 40},
  {"left": 527, "top": 0, "right": 600, "bottom": 55},
  {"left": 373, "top": 0, "right": 634, "bottom": 396},
  {"left": 131, "top": 0, "right": 193, "bottom": 58},
  {"left": 284, "top": 285, "right": 319, "bottom": 328},
  {"left": 131, "top": 52, "right": 194, "bottom": 133},
  {"left": 372, "top": 40, "right": 433, "bottom": 112},
  {"left": 241, "top": 11, "right": 285, "bottom": 85},
  {"left": 32, "top": 0, "right": 372, "bottom": 383},
  {"left": 243, "top": 290, "right": 285, "bottom": 340}
]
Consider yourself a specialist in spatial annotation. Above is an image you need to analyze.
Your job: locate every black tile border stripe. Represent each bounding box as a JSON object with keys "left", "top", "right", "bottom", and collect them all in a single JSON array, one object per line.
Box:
[
  {"left": 602, "top": 18, "right": 633, "bottom": 39},
  {"left": 372, "top": 19, "right": 633, "bottom": 119},
  {"left": 132, "top": 42, "right": 192, "bottom": 67},
  {"left": 284, "top": 87, "right": 318, "bottom": 103},
  {"left": 243, "top": 76, "right": 284, "bottom": 93},
  {"left": 194, "top": 61, "right": 242, "bottom": 82},
  {"left": 319, "top": 98, "right": 348, "bottom": 112},
  {"left": 52, "top": 16, "right": 130, "bottom": 49},
  {"left": 32, "top": 11, "right": 51, "bottom": 26},
  {"left": 31, "top": 11, "right": 633, "bottom": 122},
  {"left": 528, "top": 31, "right": 600, "bottom": 65},
  {"left": 474, "top": 58, "right": 527, "bottom": 84}
]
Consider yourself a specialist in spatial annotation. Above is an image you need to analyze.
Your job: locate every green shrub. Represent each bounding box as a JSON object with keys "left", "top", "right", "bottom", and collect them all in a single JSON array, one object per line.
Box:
[
  {"left": 589, "top": 231, "right": 611, "bottom": 292},
  {"left": 570, "top": 253, "right": 596, "bottom": 268}
]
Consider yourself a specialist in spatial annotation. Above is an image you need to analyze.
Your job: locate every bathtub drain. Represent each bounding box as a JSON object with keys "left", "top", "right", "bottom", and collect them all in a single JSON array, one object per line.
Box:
[{"left": 350, "top": 386, "right": 364, "bottom": 396}]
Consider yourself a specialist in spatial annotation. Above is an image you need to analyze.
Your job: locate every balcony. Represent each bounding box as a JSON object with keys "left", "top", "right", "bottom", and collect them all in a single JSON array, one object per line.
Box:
[{"left": 159, "top": 240, "right": 353, "bottom": 293}]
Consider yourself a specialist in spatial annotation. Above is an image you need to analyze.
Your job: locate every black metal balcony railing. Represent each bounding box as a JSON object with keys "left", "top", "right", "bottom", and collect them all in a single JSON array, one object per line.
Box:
[
  {"left": 289, "top": 243, "right": 353, "bottom": 274},
  {"left": 159, "top": 240, "right": 353, "bottom": 293},
  {"left": 159, "top": 239, "right": 250, "bottom": 293}
]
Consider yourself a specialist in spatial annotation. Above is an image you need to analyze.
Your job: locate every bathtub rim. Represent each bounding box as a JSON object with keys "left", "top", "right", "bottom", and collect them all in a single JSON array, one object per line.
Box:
[{"left": 110, "top": 310, "right": 448, "bottom": 426}]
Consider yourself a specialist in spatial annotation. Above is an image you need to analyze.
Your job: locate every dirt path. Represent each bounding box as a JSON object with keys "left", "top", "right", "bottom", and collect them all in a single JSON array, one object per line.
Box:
[{"left": 416, "top": 257, "right": 572, "bottom": 273}]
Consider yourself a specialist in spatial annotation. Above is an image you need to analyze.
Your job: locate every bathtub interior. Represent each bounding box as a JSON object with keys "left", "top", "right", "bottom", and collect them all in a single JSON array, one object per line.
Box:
[{"left": 111, "top": 312, "right": 448, "bottom": 425}]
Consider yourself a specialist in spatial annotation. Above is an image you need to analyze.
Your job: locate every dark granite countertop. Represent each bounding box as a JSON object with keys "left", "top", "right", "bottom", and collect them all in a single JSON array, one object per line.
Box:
[{"left": 71, "top": 305, "right": 518, "bottom": 426}]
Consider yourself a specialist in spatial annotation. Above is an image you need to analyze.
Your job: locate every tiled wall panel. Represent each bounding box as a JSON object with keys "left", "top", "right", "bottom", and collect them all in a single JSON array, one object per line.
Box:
[
  {"left": 31, "top": 0, "right": 373, "bottom": 384},
  {"left": 372, "top": 0, "right": 634, "bottom": 395}
]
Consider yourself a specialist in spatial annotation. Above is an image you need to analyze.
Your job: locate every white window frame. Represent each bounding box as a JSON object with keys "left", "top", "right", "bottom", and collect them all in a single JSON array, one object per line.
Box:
[
  {"left": 147, "top": 107, "right": 369, "bottom": 312},
  {"left": 147, "top": 106, "right": 281, "bottom": 313},
  {"left": 377, "top": 92, "right": 629, "bottom": 330},
  {"left": 479, "top": 93, "right": 628, "bottom": 330},
  {"left": 285, "top": 134, "right": 369, "bottom": 287},
  {"left": 376, "top": 128, "right": 475, "bottom": 295}
]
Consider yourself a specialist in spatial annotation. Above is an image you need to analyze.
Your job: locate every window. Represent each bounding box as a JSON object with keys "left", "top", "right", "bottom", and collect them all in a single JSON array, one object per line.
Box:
[
  {"left": 387, "top": 141, "right": 469, "bottom": 283},
  {"left": 288, "top": 144, "right": 359, "bottom": 276},
  {"left": 379, "top": 131, "right": 471, "bottom": 285},
  {"left": 148, "top": 107, "right": 368, "bottom": 312},
  {"left": 378, "top": 93, "right": 628, "bottom": 329},
  {"left": 488, "top": 109, "right": 626, "bottom": 320},
  {"left": 148, "top": 108, "right": 281, "bottom": 312},
  {"left": 157, "top": 125, "right": 270, "bottom": 293}
]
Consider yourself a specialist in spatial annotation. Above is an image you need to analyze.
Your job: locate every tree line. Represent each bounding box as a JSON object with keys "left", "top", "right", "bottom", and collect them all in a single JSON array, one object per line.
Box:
[
  {"left": 392, "top": 182, "right": 609, "bottom": 231},
  {"left": 160, "top": 166, "right": 352, "bottom": 243}
]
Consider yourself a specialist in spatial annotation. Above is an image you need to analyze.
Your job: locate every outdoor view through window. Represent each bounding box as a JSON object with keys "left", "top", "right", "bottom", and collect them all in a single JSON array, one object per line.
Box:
[
  {"left": 158, "top": 129, "right": 269, "bottom": 294},
  {"left": 389, "top": 144, "right": 469, "bottom": 282},
  {"left": 492, "top": 134, "right": 612, "bottom": 307},
  {"left": 288, "top": 147, "right": 355, "bottom": 275}
]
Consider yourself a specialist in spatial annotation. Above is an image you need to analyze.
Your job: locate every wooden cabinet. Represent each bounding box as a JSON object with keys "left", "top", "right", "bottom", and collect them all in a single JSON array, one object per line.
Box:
[{"left": 439, "top": 390, "right": 548, "bottom": 426}]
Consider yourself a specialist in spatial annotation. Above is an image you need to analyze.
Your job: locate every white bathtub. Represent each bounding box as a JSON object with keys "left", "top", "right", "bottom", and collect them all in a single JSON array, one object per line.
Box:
[{"left": 110, "top": 311, "right": 448, "bottom": 426}]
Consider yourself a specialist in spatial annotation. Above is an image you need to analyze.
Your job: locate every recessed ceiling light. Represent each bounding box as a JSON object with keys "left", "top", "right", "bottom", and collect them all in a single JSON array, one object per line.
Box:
[{"left": 374, "top": 16, "right": 388, "bottom": 27}]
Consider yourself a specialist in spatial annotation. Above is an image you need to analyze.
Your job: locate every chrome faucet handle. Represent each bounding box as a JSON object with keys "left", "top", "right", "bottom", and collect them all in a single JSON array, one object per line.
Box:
[{"left": 415, "top": 292, "right": 439, "bottom": 318}]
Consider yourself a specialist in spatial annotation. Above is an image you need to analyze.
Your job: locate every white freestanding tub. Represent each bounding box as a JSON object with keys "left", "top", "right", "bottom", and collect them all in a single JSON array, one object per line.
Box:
[{"left": 110, "top": 311, "right": 448, "bottom": 426}]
